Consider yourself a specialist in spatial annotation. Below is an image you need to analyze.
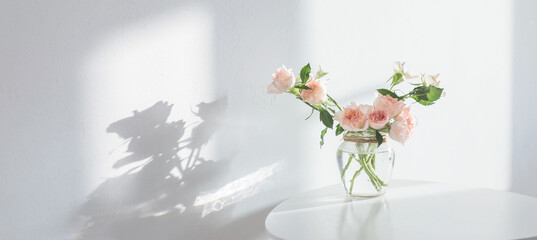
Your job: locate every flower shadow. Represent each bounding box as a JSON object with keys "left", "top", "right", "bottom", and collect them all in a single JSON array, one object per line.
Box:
[{"left": 75, "top": 98, "right": 234, "bottom": 240}]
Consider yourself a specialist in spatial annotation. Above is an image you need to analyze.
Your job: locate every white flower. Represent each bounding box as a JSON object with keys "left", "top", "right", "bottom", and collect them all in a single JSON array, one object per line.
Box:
[
  {"left": 393, "top": 61, "right": 419, "bottom": 79},
  {"left": 422, "top": 73, "right": 441, "bottom": 87}
]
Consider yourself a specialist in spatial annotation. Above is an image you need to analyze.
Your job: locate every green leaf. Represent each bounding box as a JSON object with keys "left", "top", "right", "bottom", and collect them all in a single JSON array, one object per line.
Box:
[
  {"left": 375, "top": 130, "right": 383, "bottom": 147},
  {"left": 294, "top": 85, "right": 312, "bottom": 90},
  {"left": 319, "top": 109, "right": 334, "bottom": 129},
  {"left": 335, "top": 124, "right": 345, "bottom": 136},
  {"left": 300, "top": 63, "right": 311, "bottom": 84},
  {"left": 410, "top": 86, "right": 430, "bottom": 95},
  {"left": 305, "top": 108, "right": 314, "bottom": 120},
  {"left": 315, "top": 66, "right": 328, "bottom": 79},
  {"left": 411, "top": 93, "right": 428, "bottom": 102},
  {"left": 320, "top": 127, "right": 328, "bottom": 148},
  {"left": 408, "top": 86, "right": 429, "bottom": 101},
  {"left": 427, "top": 85, "right": 443, "bottom": 102},
  {"left": 412, "top": 85, "right": 444, "bottom": 106},
  {"left": 391, "top": 72, "right": 404, "bottom": 88},
  {"left": 377, "top": 88, "right": 400, "bottom": 99}
]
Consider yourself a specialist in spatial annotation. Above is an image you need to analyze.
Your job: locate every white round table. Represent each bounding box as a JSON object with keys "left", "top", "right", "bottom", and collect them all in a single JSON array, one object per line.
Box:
[{"left": 265, "top": 179, "right": 537, "bottom": 240}]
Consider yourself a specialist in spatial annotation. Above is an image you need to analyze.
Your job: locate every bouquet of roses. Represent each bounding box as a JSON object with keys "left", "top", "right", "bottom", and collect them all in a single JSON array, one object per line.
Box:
[
  {"left": 267, "top": 61, "right": 445, "bottom": 148},
  {"left": 267, "top": 62, "right": 445, "bottom": 195}
]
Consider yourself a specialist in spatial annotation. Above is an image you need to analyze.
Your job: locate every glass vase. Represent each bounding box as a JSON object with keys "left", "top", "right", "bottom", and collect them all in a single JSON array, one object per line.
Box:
[{"left": 336, "top": 131, "right": 395, "bottom": 197}]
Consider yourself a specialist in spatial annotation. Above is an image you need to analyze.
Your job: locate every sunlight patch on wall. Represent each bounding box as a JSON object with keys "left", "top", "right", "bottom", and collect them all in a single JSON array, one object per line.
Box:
[
  {"left": 194, "top": 162, "right": 283, "bottom": 218},
  {"left": 80, "top": 4, "right": 215, "bottom": 192}
]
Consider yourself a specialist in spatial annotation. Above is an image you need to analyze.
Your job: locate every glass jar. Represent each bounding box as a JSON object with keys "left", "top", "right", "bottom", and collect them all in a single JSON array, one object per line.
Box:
[{"left": 336, "top": 130, "right": 395, "bottom": 197}]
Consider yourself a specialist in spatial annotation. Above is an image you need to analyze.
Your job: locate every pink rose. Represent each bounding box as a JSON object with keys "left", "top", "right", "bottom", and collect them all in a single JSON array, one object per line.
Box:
[
  {"left": 300, "top": 77, "right": 328, "bottom": 104},
  {"left": 334, "top": 102, "right": 372, "bottom": 131},
  {"left": 267, "top": 65, "right": 295, "bottom": 94},
  {"left": 368, "top": 109, "right": 389, "bottom": 129},
  {"left": 389, "top": 107, "right": 417, "bottom": 144},
  {"left": 373, "top": 94, "right": 405, "bottom": 117}
]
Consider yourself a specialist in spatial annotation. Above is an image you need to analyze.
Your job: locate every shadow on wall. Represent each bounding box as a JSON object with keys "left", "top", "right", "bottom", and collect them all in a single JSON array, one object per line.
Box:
[
  {"left": 74, "top": 98, "right": 274, "bottom": 240},
  {"left": 1, "top": 0, "right": 300, "bottom": 238},
  {"left": 511, "top": 0, "right": 537, "bottom": 198}
]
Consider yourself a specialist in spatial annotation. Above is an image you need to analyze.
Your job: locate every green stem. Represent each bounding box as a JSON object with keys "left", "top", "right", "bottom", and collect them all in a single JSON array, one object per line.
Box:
[
  {"left": 287, "top": 88, "right": 322, "bottom": 112},
  {"left": 349, "top": 166, "right": 363, "bottom": 195},
  {"left": 386, "top": 74, "right": 394, "bottom": 83},
  {"left": 327, "top": 94, "right": 342, "bottom": 111},
  {"left": 304, "top": 101, "right": 321, "bottom": 111},
  {"left": 358, "top": 157, "right": 382, "bottom": 191},
  {"left": 365, "top": 144, "right": 387, "bottom": 187},
  {"left": 304, "top": 108, "right": 315, "bottom": 120},
  {"left": 363, "top": 156, "right": 387, "bottom": 187},
  {"left": 341, "top": 154, "right": 353, "bottom": 180}
]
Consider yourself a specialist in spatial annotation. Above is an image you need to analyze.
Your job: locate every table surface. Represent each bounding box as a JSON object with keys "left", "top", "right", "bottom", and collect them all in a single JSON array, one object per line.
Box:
[{"left": 265, "top": 179, "right": 537, "bottom": 240}]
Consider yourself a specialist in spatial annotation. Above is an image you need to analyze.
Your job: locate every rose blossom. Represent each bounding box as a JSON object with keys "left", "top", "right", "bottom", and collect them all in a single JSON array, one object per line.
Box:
[
  {"left": 393, "top": 61, "right": 419, "bottom": 79},
  {"left": 334, "top": 102, "right": 372, "bottom": 131},
  {"left": 267, "top": 65, "right": 295, "bottom": 94},
  {"left": 300, "top": 76, "right": 328, "bottom": 105},
  {"left": 368, "top": 109, "right": 390, "bottom": 129},
  {"left": 373, "top": 94, "right": 405, "bottom": 117},
  {"left": 389, "top": 107, "right": 417, "bottom": 144}
]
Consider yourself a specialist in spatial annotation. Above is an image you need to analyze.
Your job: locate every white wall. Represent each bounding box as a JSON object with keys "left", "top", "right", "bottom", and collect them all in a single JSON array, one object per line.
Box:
[
  {"left": 0, "top": 0, "right": 534, "bottom": 240},
  {"left": 302, "top": 0, "right": 513, "bottom": 191},
  {"left": 0, "top": 1, "right": 305, "bottom": 239}
]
